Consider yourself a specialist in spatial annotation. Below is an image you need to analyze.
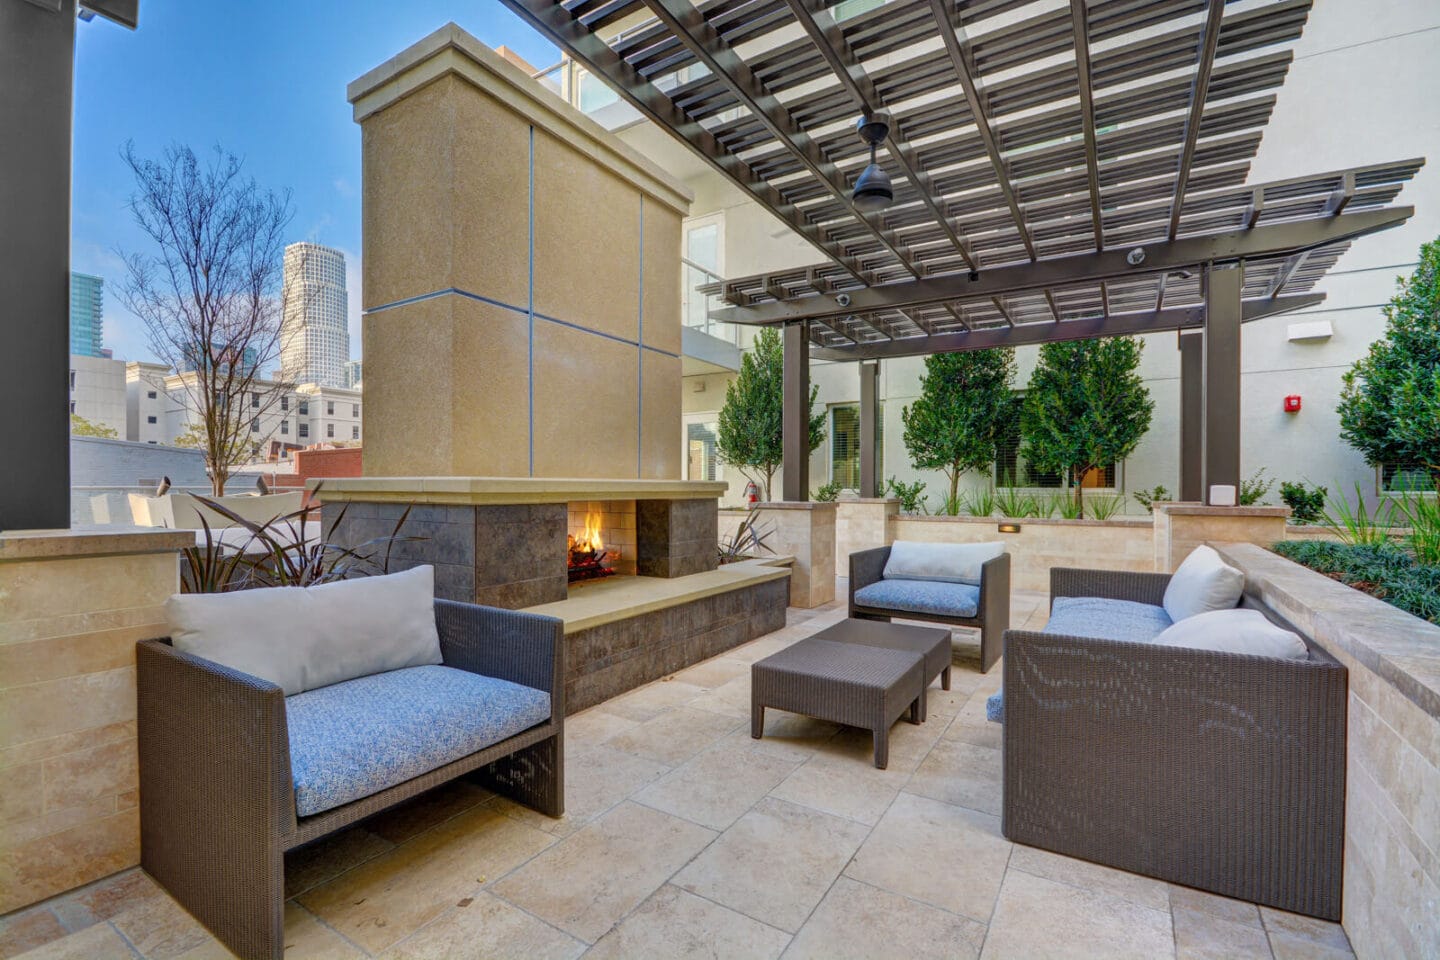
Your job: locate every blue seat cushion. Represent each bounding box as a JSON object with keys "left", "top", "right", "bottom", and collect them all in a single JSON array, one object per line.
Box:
[
  {"left": 285, "top": 664, "right": 551, "bottom": 817},
  {"left": 854, "top": 578, "right": 981, "bottom": 619},
  {"left": 986, "top": 597, "right": 1173, "bottom": 724},
  {"left": 1043, "top": 596, "right": 1173, "bottom": 644}
]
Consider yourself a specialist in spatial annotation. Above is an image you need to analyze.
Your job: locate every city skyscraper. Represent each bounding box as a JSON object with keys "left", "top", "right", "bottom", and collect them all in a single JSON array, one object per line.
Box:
[
  {"left": 69, "top": 272, "right": 104, "bottom": 357},
  {"left": 280, "top": 242, "right": 349, "bottom": 387}
]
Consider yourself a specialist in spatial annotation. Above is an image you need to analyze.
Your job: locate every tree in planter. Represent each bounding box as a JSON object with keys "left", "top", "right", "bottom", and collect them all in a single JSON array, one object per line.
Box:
[
  {"left": 70, "top": 413, "right": 118, "bottom": 438},
  {"left": 1338, "top": 237, "right": 1440, "bottom": 488},
  {"left": 901, "top": 348, "right": 1016, "bottom": 514},
  {"left": 1021, "top": 337, "right": 1154, "bottom": 518},
  {"left": 118, "top": 143, "right": 296, "bottom": 496},
  {"left": 716, "top": 328, "right": 824, "bottom": 500}
]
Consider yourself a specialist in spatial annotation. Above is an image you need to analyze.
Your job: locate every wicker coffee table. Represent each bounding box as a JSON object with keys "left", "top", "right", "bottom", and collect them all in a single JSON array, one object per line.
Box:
[
  {"left": 751, "top": 637, "right": 925, "bottom": 769},
  {"left": 811, "top": 619, "right": 953, "bottom": 722}
]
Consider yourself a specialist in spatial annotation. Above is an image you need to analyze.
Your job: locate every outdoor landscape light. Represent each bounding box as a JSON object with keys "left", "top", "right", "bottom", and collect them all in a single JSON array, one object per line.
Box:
[{"left": 852, "top": 113, "right": 894, "bottom": 213}]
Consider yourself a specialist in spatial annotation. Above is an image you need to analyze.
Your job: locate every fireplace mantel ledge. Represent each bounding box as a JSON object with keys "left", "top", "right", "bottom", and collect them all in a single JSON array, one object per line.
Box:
[{"left": 313, "top": 477, "right": 729, "bottom": 504}]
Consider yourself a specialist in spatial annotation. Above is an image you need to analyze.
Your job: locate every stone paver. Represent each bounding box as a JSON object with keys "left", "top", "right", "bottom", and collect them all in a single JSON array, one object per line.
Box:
[{"left": 5, "top": 590, "right": 1348, "bottom": 960}]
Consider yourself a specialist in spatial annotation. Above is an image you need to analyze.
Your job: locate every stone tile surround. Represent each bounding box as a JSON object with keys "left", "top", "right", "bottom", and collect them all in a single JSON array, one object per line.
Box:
[{"left": 1, "top": 592, "right": 1357, "bottom": 960}]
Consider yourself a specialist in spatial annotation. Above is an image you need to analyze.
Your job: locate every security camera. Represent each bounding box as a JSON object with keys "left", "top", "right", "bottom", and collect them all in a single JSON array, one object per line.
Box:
[
  {"left": 835, "top": 293, "right": 852, "bottom": 307},
  {"left": 1126, "top": 247, "right": 1147, "bottom": 266}
]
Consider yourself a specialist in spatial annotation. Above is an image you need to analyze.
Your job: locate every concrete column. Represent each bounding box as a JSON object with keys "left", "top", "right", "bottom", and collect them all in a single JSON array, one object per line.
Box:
[
  {"left": 1178, "top": 329, "right": 1203, "bottom": 502},
  {"left": 782, "top": 321, "right": 811, "bottom": 501},
  {"left": 0, "top": 0, "right": 76, "bottom": 529},
  {"left": 859, "top": 360, "right": 879, "bottom": 498},
  {"left": 1203, "top": 263, "right": 1243, "bottom": 503}
]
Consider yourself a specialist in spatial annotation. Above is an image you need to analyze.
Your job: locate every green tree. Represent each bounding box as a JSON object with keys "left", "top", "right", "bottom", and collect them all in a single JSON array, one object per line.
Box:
[
  {"left": 716, "top": 328, "right": 824, "bottom": 500},
  {"left": 901, "top": 348, "right": 1015, "bottom": 512},
  {"left": 1338, "top": 238, "right": 1440, "bottom": 486},
  {"left": 1021, "top": 337, "right": 1154, "bottom": 518},
  {"left": 69, "top": 413, "right": 118, "bottom": 438}
]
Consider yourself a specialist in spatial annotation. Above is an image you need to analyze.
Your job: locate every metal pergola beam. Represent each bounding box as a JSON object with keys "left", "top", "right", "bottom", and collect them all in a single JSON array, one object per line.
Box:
[
  {"left": 1167, "top": 0, "right": 1227, "bottom": 241},
  {"left": 711, "top": 205, "right": 1411, "bottom": 326},
  {"left": 498, "top": 0, "right": 875, "bottom": 282},
  {"left": 810, "top": 294, "right": 1321, "bottom": 362},
  {"left": 1068, "top": 0, "right": 1103, "bottom": 251}
]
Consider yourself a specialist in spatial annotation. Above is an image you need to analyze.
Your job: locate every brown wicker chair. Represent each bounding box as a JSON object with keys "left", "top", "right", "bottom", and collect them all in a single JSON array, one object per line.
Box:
[
  {"left": 136, "top": 599, "right": 564, "bottom": 960},
  {"left": 1002, "top": 567, "right": 1347, "bottom": 920},
  {"left": 849, "top": 546, "right": 1010, "bottom": 673}
]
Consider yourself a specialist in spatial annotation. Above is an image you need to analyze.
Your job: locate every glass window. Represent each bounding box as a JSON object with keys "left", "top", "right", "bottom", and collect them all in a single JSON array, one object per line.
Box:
[
  {"left": 326, "top": 401, "right": 334, "bottom": 416},
  {"left": 280, "top": 421, "right": 289, "bottom": 435},
  {"left": 326, "top": 423, "right": 334, "bottom": 438},
  {"left": 250, "top": 417, "right": 259, "bottom": 433},
  {"left": 994, "top": 396, "right": 1114, "bottom": 488},
  {"left": 147, "top": 416, "right": 156, "bottom": 424},
  {"left": 299, "top": 423, "right": 309, "bottom": 438},
  {"left": 281, "top": 396, "right": 289, "bottom": 411},
  {"left": 299, "top": 401, "right": 308, "bottom": 415},
  {"left": 352, "top": 425, "right": 359, "bottom": 440},
  {"left": 1381, "top": 462, "right": 1435, "bottom": 493},
  {"left": 251, "top": 392, "right": 260, "bottom": 408},
  {"left": 687, "top": 422, "right": 719, "bottom": 481},
  {"left": 352, "top": 403, "right": 359, "bottom": 417},
  {"left": 829, "top": 403, "right": 882, "bottom": 490},
  {"left": 147, "top": 391, "right": 157, "bottom": 399}
]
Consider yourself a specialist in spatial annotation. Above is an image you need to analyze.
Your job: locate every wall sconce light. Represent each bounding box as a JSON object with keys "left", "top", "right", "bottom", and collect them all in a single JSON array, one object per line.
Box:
[{"left": 997, "top": 522, "right": 1021, "bottom": 534}]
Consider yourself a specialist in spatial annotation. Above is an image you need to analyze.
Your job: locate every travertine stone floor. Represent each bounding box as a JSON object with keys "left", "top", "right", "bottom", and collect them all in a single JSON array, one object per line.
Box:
[{"left": 1, "top": 591, "right": 1357, "bottom": 960}]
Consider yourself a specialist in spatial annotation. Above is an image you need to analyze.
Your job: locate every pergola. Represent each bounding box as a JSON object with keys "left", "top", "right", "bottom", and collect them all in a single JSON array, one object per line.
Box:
[{"left": 505, "top": 0, "right": 1422, "bottom": 504}]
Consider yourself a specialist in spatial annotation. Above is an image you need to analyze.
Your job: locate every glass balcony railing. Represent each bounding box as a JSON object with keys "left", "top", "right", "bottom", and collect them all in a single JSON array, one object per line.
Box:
[{"left": 682, "top": 257, "right": 741, "bottom": 347}]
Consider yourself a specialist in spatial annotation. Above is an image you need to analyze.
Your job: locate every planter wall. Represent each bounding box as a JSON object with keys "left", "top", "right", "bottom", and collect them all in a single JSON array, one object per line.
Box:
[{"left": 1215, "top": 543, "right": 1440, "bottom": 959}]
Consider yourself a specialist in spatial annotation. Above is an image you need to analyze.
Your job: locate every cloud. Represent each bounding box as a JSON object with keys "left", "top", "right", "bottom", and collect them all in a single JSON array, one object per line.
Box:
[{"left": 333, "top": 178, "right": 356, "bottom": 199}]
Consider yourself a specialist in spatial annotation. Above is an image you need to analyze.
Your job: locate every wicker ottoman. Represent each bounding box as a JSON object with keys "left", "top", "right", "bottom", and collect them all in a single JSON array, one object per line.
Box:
[
  {"left": 810, "top": 619, "right": 953, "bottom": 721},
  {"left": 751, "top": 637, "right": 925, "bottom": 769}
]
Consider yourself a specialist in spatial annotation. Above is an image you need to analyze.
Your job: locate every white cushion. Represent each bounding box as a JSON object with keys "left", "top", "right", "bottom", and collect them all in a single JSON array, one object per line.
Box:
[
  {"left": 883, "top": 540, "right": 1005, "bottom": 585},
  {"left": 1162, "top": 545, "right": 1245, "bottom": 621},
  {"left": 1151, "top": 608, "right": 1309, "bottom": 660},
  {"left": 166, "top": 566, "right": 443, "bottom": 695}
]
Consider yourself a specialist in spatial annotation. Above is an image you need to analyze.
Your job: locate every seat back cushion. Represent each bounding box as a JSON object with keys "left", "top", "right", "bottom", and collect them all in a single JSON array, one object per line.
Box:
[
  {"left": 1152, "top": 608, "right": 1309, "bottom": 660},
  {"left": 166, "top": 565, "right": 442, "bottom": 695},
  {"left": 882, "top": 540, "right": 1004, "bottom": 585},
  {"left": 1161, "top": 545, "right": 1245, "bottom": 622}
]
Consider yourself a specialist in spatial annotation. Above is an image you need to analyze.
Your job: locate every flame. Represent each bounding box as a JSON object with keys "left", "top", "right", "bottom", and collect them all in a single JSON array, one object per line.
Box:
[{"left": 573, "top": 511, "right": 603, "bottom": 553}]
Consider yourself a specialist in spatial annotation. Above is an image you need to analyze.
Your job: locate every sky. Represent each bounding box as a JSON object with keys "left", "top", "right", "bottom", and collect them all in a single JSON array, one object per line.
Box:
[{"left": 71, "top": 1, "right": 559, "bottom": 366}]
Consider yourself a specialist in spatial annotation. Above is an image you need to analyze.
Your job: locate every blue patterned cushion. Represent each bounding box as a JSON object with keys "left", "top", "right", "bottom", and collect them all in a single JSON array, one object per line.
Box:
[
  {"left": 1043, "top": 596, "right": 1173, "bottom": 644},
  {"left": 285, "top": 665, "right": 550, "bottom": 817},
  {"left": 853, "top": 578, "right": 980, "bottom": 618}
]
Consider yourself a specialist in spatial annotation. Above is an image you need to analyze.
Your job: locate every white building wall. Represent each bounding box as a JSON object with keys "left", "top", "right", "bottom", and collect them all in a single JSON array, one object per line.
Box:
[
  {"left": 68, "top": 354, "right": 127, "bottom": 436},
  {"left": 618, "top": 0, "right": 1439, "bottom": 511},
  {"left": 124, "top": 361, "right": 175, "bottom": 444}
]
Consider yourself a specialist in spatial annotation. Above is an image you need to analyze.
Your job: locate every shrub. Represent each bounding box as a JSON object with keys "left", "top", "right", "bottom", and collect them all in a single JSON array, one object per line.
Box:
[
  {"left": 885, "top": 476, "right": 928, "bottom": 515},
  {"left": 1392, "top": 483, "right": 1440, "bottom": 565},
  {"left": 812, "top": 481, "right": 841, "bottom": 502},
  {"left": 1322, "top": 483, "right": 1396, "bottom": 546},
  {"left": 1238, "top": 468, "right": 1274, "bottom": 506},
  {"left": 1279, "top": 480, "right": 1327, "bottom": 524},
  {"left": 1272, "top": 539, "right": 1440, "bottom": 624},
  {"left": 995, "top": 484, "right": 1040, "bottom": 518},
  {"left": 1132, "top": 485, "right": 1169, "bottom": 514},
  {"left": 958, "top": 487, "right": 996, "bottom": 518}
]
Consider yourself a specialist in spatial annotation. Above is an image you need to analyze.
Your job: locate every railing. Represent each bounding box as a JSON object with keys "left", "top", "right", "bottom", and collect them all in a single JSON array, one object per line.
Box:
[{"left": 682, "top": 257, "right": 741, "bottom": 347}]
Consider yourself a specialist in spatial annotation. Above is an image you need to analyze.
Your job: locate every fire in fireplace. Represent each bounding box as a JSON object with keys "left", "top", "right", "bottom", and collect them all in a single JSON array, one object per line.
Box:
[{"left": 567, "top": 510, "right": 615, "bottom": 583}]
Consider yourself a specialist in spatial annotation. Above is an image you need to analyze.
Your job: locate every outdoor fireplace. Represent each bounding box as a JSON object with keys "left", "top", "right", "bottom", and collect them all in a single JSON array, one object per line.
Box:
[{"left": 566, "top": 500, "right": 637, "bottom": 583}]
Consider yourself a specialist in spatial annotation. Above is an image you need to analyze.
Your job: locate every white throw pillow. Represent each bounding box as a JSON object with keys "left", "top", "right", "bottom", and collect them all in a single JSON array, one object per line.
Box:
[
  {"left": 883, "top": 540, "right": 1005, "bottom": 585},
  {"left": 1151, "top": 608, "right": 1309, "bottom": 660},
  {"left": 1162, "top": 545, "right": 1245, "bottom": 622},
  {"left": 167, "top": 565, "right": 443, "bottom": 695}
]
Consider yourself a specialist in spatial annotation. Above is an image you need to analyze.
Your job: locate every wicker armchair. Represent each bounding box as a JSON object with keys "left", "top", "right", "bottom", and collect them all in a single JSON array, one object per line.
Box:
[
  {"left": 137, "top": 599, "right": 564, "bottom": 960},
  {"left": 849, "top": 546, "right": 1010, "bottom": 672},
  {"left": 1002, "top": 567, "right": 1347, "bottom": 920}
]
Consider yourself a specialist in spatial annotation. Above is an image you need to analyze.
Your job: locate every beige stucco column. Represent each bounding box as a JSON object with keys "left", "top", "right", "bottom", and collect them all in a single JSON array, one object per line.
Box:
[
  {"left": 760, "top": 501, "right": 837, "bottom": 608},
  {"left": 348, "top": 25, "right": 692, "bottom": 480}
]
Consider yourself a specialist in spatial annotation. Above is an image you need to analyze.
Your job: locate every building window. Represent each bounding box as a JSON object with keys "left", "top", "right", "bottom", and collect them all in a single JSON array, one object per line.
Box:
[
  {"left": 250, "top": 417, "right": 259, "bottom": 433},
  {"left": 686, "top": 422, "right": 719, "bottom": 481},
  {"left": 326, "top": 401, "right": 334, "bottom": 416},
  {"left": 352, "top": 425, "right": 359, "bottom": 440},
  {"left": 69, "top": 401, "right": 76, "bottom": 414},
  {"left": 1381, "top": 462, "right": 1435, "bottom": 493},
  {"left": 299, "top": 401, "right": 308, "bottom": 415},
  {"left": 69, "top": 370, "right": 76, "bottom": 391},
  {"left": 147, "top": 390, "right": 157, "bottom": 399},
  {"left": 147, "top": 415, "right": 157, "bottom": 424},
  {"left": 993, "top": 403, "right": 1114, "bottom": 489},
  {"left": 299, "top": 423, "right": 309, "bottom": 438},
  {"left": 352, "top": 403, "right": 359, "bottom": 417},
  {"left": 251, "top": 392, "right": 260, "bottom": 408},
  {"left": 280, "top": 421, "right": 289, "bottom": 435},
  {"left": 829, "top": 403, "right": 882, "bottom": 489},
  {"left": 281, "top": 396, "right": 289, "bottom": 411},
  {"left": 326, "top": 423, "right": 334, "bottom": 438}
]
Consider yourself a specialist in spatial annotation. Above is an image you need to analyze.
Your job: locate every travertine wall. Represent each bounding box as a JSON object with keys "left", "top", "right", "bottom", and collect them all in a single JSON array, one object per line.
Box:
[
  {"left": 755, "top": 502, "right": 836, "bottom": 608},
  {"left": 0, "top": 529, "right": 190, "bottom": 913},
  {"left": 834, "top": 499, "right": 899, "bottom": 578},
  {"left": 1154, "top": 503, "right": 1291, "bottom": 572},
  {"left": 349, "top": 26, "right": 690, "bottom": 481},
  {"left": 1214, "top": 544, "right": 1440, "bottom": 960}
]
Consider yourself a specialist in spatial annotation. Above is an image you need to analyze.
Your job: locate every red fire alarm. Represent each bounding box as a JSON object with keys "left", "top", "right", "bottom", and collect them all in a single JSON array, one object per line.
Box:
[{"left": 1284, "top": 394, "right": 1302, "bottom": 413}]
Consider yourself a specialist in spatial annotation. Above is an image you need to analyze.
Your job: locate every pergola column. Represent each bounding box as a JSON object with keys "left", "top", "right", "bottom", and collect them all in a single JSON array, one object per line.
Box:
[
  {"left": 859, "top": 360, "right": 879, "bottom": 498},
  {"left": 0, "top": 0, "right": 76, "bottom": 530},
  {"left": 1202, "top": 263, "right": 1244, "bottom": 503},
  {"left": 781, "top": 320, "right": 810, "bottom": 501},
  {"left": 1178, "top": 330, "right": 1203, "bottom": 501}
]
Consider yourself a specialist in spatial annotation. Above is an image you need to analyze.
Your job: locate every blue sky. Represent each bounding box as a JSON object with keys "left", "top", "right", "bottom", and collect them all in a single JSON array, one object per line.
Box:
[{"left": 72, "top": 2, "right": 558, "bottom": 365}]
